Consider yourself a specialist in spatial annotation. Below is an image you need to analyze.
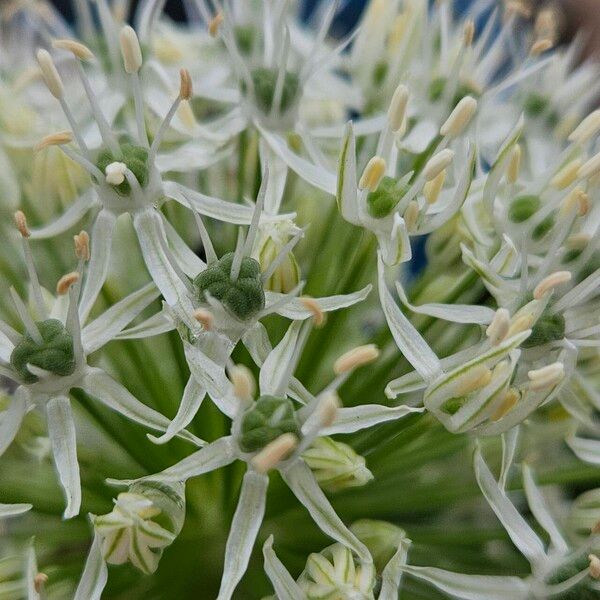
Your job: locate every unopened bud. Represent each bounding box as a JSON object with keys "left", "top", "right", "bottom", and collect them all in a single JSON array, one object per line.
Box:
[
  {"left": 423, "top": 149, "right": 455, "bottom": 181},
  {"left": 119, "top": 25, "right": 143, "bottom": 73},
  {"left": 52, "top": 38, "right": 94, "bottom": 61},
  {"left": 334, "top": 344, "right": 380, "bottom": 375},
  {"left": 56, "top": 272, "right": 80, "bottom": 295},
  {"left": 440, "top": 96, "right": 477, "bottom": 138},
  {"left": 251, "top": 433, "right": 298, "bottom": 473},
  {"left": 36, "top": 49, "right": 63, "bottom": 98},
  {"left": 359, "top": 157, "right": 386, "bottom": 192}
]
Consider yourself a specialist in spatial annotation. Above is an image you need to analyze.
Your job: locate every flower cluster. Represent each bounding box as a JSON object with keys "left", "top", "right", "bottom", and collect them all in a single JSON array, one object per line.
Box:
[{"left": 0, "top": 0, "right": 599, "bottom": 599}]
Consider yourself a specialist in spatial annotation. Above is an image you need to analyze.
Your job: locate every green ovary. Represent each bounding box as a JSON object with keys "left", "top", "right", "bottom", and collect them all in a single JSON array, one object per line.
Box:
[
  {"left": 239, "top": 395, "right": 300, "bottom": 453},
  {"left": 366, "top": 177, "right": 410, "bottom": 218},
  {"left": 96, "top": 143, "right": 149, "bottom": 195},
  {"left": 508, "top": 195, "right": 541, "bottom": 223},
  {"left": 193, "top": 252, "right": 265, "bottom": 320},
  {"left": 522, "top": 312, "right": 566, "bottom": 348},
  {"left": 243, "top": 67, "right": 300, "bottom": 115},
  {"left": 10, "top": 319, "right": 76, "bottom": 384}
]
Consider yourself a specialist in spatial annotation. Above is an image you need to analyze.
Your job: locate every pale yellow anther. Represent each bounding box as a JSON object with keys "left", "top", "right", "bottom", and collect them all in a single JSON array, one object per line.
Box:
[
  {"left": 578, "top": 152, "right": 600, "bottom": 180},
  {"left": 208, "top": 12, "right": 224, "bottom": 37},
  {"left": 578, "top": 192, "right": 591, "bottom": 216},
  {"left": 34, "top": 573, "right": 48, "bottom": 594},
  {"left": 561, "top": 188, "right": 587, "bottom": 215},
  {"left": 423, "top": 149, "right": 455, "bottom": 182},
  {"left": 14, "top": 210, "right": 29, "bottom": 238},
  {"left": 177, "top": 100, "right": 197, "bottom": 130},
  {"left": 533, "top": 271, "right": 572, "bottom": 300},
  {"left": 119, "top": 25, "right": 143, "bottom": 73},
  {"left": 551, "top": 159, "right": 583, "bottom": 190},
  {"left": 528, "top": 362, "right": 565, "bottom": 391},
  {"left": 441, "top": 97, "right": 478, "bottom": 138},
  {"left": 530, "top": 38, "right": 553, "bottom": 56},
  {"left": 388, "top": 84, "right": 409, "bottom": 132},
  {"left": 454, "top": 364, "right": 493, "bottom": 396},
  {"left": 359, "top": 157, "right": 386, "bottom": 192},
  {"left": 105, "top": 162, "right": 127, "bottom": 186},
  {"left": 463, "top": 20, "right": 475, "bottom": 46},
  {"left": 507, "top": 314, "right": 534, "bottom": 337},
  {"left": 334, "top": 344, "right": 380, "bottom": 375},
  {"left": 250, "top": 433, "right": 298, "bottom": 473},
  {"left": 486, "top": 308, "right": 510, "bottom": 345},
  {"left": 566, "top": 232, "right": 591, "bottom": 250},
  {"left": 35, "top": 130, "right": 73, "bottom": 152},
  {"left": 491, "top": 388, "right": 519, "bottom": 421},
  {"left": 589, "top": 555, "right": 600, "bottom": 580},
  {"left": 74, "top": 231, "right": 90, "bottom": 261},
  {"left": 229, "top": 364, "right": 255, "bottom": 401},
  {"left": 56, "top": 272, "right": 80, "bottom": 295},
  {"left": 52, "top": 38, "right": 94, "bottom": 61},
  {"left": 403, "top": 200, "right": 419, "bottom": 232},
  {"left": 593, "top": 521, "right": 600, "bottom": 534},
  {"left": 507, "top": 144, "right": 522, "bottom": 183},
  {"left": 423, "top": 169, "right": 446, "bottom": 204},
  {"left": 569, "top": 110, "right": 600, "bottom": 145},
  {"left": 179, "top": 68, "right": 193, "bottom": 100},
  {"left": 504, "top": 1, "right": 532, "bottom": 19},
  {"left": 193, "top": 308, "right": 214, "bottom": 331},
  {"left": 318, "top": 392, "right": 340, "bottom": 427},
  {"left": 36, "top": 48, "right": 63, "bottom": 98},
  {"left": 300, "top": 297, "right": 325, "bottom": 327}
]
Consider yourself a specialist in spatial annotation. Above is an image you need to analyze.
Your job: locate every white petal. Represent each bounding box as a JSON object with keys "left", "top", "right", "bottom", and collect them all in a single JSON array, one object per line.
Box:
[
  {"left": 281, "top": 460, "right": 370, "bottom": 562},
  {"left": 377, "top": 214, "right": 412, "bottom": 266},
  {"left": 156, "top": 141, "right": 232, "bottom": 173},
  {"left": 499, "top": 427, "right": 519, "bottom": 490},
  {"left": 25, "top": 540, "right": 39, "bottom": 600},
  {"left": 0, "top": 393, "right": 27, "bottom": 457},
  {"left": 378, "top": 536, "right": 411, "bottom": 600},
  {"left": 82, "top": 282, "right": 160, "bottom": 354},
  {"left": 566, "top": 435, "right": 600, "bottom": 465},
  {"left": 522, "top": 464, "right": 569, "bottom": 555},
  {"left": 47, "top": 396, "right": 81, "bottom": 519},
  {"left": 114, "top": 309, "right": 175, "bottom": 340},
  {"left": 79, "top": 209, "right": 117, "bottom": 323},
  {"left": 0, "top": 503, "right": 32, "bottom": 518},
  {"left": 399, "top": 565, "right": 529, "bottom": 600},
  {"left": 73, "top": 532, "right": 108, "bottom": 600},
  {"left": 82, "top": 367, "right": 204, "bottom": 446},
  {"left": 473, "top": 446, "right": 545, "bottom": 565},
  {"left": 378, "top": 254, "right": 441, "bottom": 382},
  {"left": 162, "top": 217, "right": 206, "bottom": 279},
  {"left": 216, "top": 470, "right": 269, "bottom": 600},
  {"left": 29, "top": 191, "right": 97, "bottom": 240},
  {"left": 322, "top": 404, "right": 425, "bottom": 436},
  {"left": 259, "top": 140, "right": 288, "bottom": 215},
  {"left": 336, "top": 122, "right": 360, "bottom": 225},
  {"left": 148, "top": 376, "right": 206, "bottom": 445},
  {"left": 262, "top": 536, "right": 306, "bottom": 600}
]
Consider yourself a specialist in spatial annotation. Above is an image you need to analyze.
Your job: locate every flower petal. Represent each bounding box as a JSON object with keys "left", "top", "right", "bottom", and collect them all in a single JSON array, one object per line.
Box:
[
  {"left": 73, "top": 532, "right": 108, "bottom": 600},
  {"left": 378, "top": 536, "right": 412, "bottom": 600},
  {"left": 336, "top": 122, "right": 360, "bottom": 225},
  {"left": 0, "top": 391, "right": 28, "bottom": 457},
  {"left": 262, "top": 536, "right": 306, "bottom": 600},
  {"left": 566, "top": 434, "right": 600, "bottom": 465},
  {"left": 0, "top": 503, "right": 32, "bottom": 518},
  {"left": 114, "top": 309, "right": 175, "bottom": 340}
]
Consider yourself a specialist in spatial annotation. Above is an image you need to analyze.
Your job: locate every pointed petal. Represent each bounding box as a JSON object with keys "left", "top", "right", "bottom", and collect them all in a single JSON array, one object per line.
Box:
[
  {"left": 378, "top": 254, "right": 441, "bottom": 382},
  {"left": 162, "top": 217, "right": 206, "bottom": 279},
  {"left": 216, "top": 471, "right": 269, "bottom": 600},
  {"left": 281, "top": 460, "right": 370, "bottom": 562},
  {"left": 336, "top": 122, "right": 360, "bottom": 225},
  {"left": 47, "top": 395, "right": 81, "bottom": 519},
  {"left": 29, "top": 191, "right": 97, "bottom": 240},
  {"left": 82, "top": 367, "right": 204, "bottom": 446},
  {"left": 0, "top": 393, "right": 27, "bottom": 457},
  {"left": 25, "top": 539, "right": 39, "bottom": 600},
  {"left": 114, "top": 309, "right": 175, "bottom": 340},
  {"left": 262, "top": 536, "right": 305, "bottom": 600},
  {"left": 259, "top": 140, "right": 288, "bottom": 215},
  {"left": 73, "top": 532, "right": 108, "bottom": 600},
  {"left": 82, "top": 282, "right": 160, "bottom": 354},
  {"left": 377, "top": 214, "right": 412, "bottom": 266},
  {"left": 499, "top": 427, "right": 519, "bottom": 490},
  {"left": 322, "top": 404, "right": 425, "bottom": 436},
  {"left": 566, "top": 435, "right": 600, "bottom": 465},
  {"left": 378, "top": 536, "right": 411, "bottom": 600},
  {"left": 0, "top": 503, "right": 32, "bottom": 518}
]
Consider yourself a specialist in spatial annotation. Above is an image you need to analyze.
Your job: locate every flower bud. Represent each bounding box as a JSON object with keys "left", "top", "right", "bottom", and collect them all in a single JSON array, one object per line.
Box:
[
  {"left": 303, "top": 437, "right": 373, "bottom": 493},
  {"left": 351, "top": 519, "right": 406, "bottom": 571},
  {"left": 569, "top": 489, "right": 600, "bottom": 538}
]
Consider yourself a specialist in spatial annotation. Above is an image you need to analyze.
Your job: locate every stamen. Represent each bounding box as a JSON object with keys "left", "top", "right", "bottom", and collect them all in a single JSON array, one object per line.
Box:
[
  {"left": 56, "top": 272, "right": 80, "bottom": 296},
  {"left": 423, "top": 170, "right": 446, "bottom": 204},
  {"left": 453, "top": 364, "right": 492, "bottom": 396},
  {"left": 10, "top": 287, "right": 43, "bottom": 344},
  {"left": 74, "top": 231, "right": 90, "bottom": 262},
  {"left": 527, "top": 362, "right": 564, "bottom": 391},
  {"left": 105, "top": 162, "right": 127, "bottom": 185},
  {"left": 491, "top": 388, "right": 519, "bottom": 421},
  {"left": 560, "top": 187, "right": 587, "bottom": 216},
  {"left": 404, "top": 200, "right": 419, "bottom": 232},
  {"left": 300, "top": 297, "right": 325, "bottom": 327},
  {"left": 566, "top": 232, "right": 591, "bottom": 250},
  {"left": 423, "top": 149, "right": 455, "bottom": 181},
  {"left": 463, "top": 20, "right": 475, "bottom": 46},
  {"left": 530, "top": 39, "right": 553, "bottom": 56},
  {"left": 388, "top": 84, "right": 409, "bottom": 133},
  {"left": 359, "top": 157, "right": 386, "bottom": 192},
  {"left": 34, "top": 573, "right": 48, "bottom": 594},
  {"left": 229, "top": 364, "right": 255, "bottom": 402},
  {"left": 551, "top": 159, "right": 582, "bottom": 190},
  {"left": 533, "top": 271, "right": 572, "bottom": 299},
  {"left": 569, "top": 110, "right": 600, "bottom": 145},
  {"left": 589, "top": 555, "right": 600, "bottom": 580},
  {"left": 208, "top": 11, "right": 223, "bottom": 37},
  {"left": 486, "top": 308, "right": 510, "bottom": 345},
  {"left": 193, "top": 308, "right": 214, "bottom": 331},
  {"left": 35, "top": 131, "right": 72, "bottom": 152},
  {"left": 179, "top": 68, "right": 193, "bottom": 101},
  {"left": 36, "top": 49, "right": 63, "bottom": 99},
  {"left": 507, "top": 144, "right": 522, "bottom": 183},
  {"left": 14, "top": 210, "right": 29, "bottom": 238},
  {"left": 52, "top": 39, "right": 94, "bottom": 61},
  {"left": 317, "top": 391, "right": 339, "bottom": 427},
  {"left": 250, "top": 433, "right": 298, "bottom": 473},
  {"left": 507, "top": 314, "right": 534, "bottom": 337},
  {"left": 333, "top": 344, "right": 380, "bottom": 375},
  {"left": 440, "top": 96, "right": 478, "bottom": 138},
  {"left": 505, "top": 1, "right": 532, "bottom": 20},
  {"left": 577, "top": 192, "right": 591, "bottom": 216},
  {"left": 578, "top": 152, "right": 600, "bottom": 180},
  {"left": 119, "top": 25, "right": 142, "bottom": 74}
]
